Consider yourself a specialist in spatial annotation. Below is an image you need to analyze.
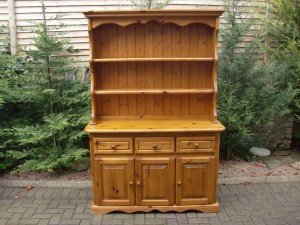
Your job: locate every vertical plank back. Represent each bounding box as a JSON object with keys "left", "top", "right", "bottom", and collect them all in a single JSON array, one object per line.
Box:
[{"left": 92, "top": 22, "right": 215, "bottom": 119}]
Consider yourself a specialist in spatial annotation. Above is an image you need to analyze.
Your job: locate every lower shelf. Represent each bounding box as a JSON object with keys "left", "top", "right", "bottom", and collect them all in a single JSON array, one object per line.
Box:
[{"left": 91, "top": 203, "right": 220, "bottom": 214}]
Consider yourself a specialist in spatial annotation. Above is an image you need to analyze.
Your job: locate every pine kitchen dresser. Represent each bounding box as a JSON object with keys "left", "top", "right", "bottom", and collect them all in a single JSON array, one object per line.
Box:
[{"left": 84, "top": 9, "right": 225, "bottom": 214}]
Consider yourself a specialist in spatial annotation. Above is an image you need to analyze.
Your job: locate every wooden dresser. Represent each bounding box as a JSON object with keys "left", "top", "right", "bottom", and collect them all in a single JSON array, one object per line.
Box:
[{"left": 84, "top": 10, "right": 225, "bottom": 214}]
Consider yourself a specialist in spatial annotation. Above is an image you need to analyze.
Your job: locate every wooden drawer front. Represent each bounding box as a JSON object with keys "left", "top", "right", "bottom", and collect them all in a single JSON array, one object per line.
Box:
[
  {"left": 177, "top": 137, "right": 215, "bottom": 153},
  {"left": 94, "top": 138, "right": 133, "bottom": 154},
  {"left": 135, "top": 137, "right": 175, "bottom": 154}
]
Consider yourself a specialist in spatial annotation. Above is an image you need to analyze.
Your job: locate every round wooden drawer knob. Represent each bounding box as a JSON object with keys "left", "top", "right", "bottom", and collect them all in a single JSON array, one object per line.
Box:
[
  {"left": 194, "top": 143, "right": 199, "bottom": 148},
  {"left": 111, "top": 144, "right": 117, "bottom": 150},
  {"left": 129, "top": 181, "right": 134, "bottom": 186},
  {"left": 136, "top": 181, "right": 141, "bottom": 186},
  {"left": 177, "top": 181, "right": 182, "bottom": 186},
  {"left": 152, "top": 144, "right": 158, "bottom": 150}
]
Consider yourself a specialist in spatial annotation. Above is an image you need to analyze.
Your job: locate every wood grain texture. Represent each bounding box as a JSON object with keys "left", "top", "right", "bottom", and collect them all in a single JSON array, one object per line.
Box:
[
  {"left": 94, "top": 157, "right": 135, "bottom": 206},
  {"left": 85, "top": 118, "right": 225, "bottom": 133},
  {"left": 136, "top": 157, "right": 175, "bottom": 206}
]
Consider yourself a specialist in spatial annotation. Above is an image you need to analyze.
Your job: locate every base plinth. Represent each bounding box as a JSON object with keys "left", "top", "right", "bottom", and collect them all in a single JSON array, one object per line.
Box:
[{"left": 91, "top": 203, "right": 220, "bottom": 214}]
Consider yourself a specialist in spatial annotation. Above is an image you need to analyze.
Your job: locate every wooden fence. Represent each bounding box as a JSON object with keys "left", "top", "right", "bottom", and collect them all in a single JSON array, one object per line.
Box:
[{"left": 0, "top": 0, "right": 265, "bottom": 65}]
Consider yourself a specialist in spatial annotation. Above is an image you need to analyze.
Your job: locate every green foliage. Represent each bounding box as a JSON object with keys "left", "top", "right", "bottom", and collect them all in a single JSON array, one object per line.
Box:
[
  {"left": 129, "top": 0, "right": 172, "bottom": 9},
  {"left": 0, "top": 2, "right": 90, "bottom": 172},
  {"left": 262, "top": 0, "right": 300, "bottom": 119},
  {"left": 218, "top": 0, "right": 295, "bottom": 159}
]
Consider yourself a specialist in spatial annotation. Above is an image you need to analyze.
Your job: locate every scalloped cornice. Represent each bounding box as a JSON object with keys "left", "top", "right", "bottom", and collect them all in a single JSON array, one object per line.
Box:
[{"left": 84, "top": 10, "right": 224, "bottom": 30}]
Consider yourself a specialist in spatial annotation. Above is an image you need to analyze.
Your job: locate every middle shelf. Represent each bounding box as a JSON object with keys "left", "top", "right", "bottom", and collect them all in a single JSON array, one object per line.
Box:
[
  {"left": 93, "top": 88, "right": 215, "bottom": 95},
  {"left": 92, "top": 57, "right": 216, "bottom": 63}
]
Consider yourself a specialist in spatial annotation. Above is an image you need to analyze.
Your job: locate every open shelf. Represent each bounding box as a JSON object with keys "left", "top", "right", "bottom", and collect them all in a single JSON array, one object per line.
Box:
[
  {"left": 93, "top": 88, "right": 215, "bottom": 95},
  {"left": 93, "top": 57, "right": 215, "bottom": 63},
  {"left": 85, "top": 118, "right": 225, "bottom": 133}
]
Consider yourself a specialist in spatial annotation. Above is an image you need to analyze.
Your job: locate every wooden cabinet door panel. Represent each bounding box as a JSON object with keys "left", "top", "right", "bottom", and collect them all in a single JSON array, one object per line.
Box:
[
  {"left": 136, "top": 157, "right": 175, "bottom": 206},
  {"left": 176, "top": 157, "right": 215, "bottom": 205},
  {"left": 95, "top": 158, "right": 134, "bottom": 206}
]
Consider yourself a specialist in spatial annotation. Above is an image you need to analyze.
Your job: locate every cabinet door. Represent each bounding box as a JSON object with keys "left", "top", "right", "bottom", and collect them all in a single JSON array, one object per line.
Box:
[
  {"left": 176, "top": 157, "right": 216, "bottom": 205},
  {"left": 136, "top": 157, "right": 175, "bottom": 206},
  {"left": 95, "top": 158, "right": 134, "bottom": 206}
]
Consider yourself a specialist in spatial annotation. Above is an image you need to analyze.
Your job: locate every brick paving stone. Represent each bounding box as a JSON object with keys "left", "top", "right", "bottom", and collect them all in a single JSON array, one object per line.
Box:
[
  {"left": 155, "top": 213, "right": 176, "bottom": 219},
  {"left": 1, "top": 187, "right": 14, "bottom": 197},
  {"left": 176, "top": 213, "right": 188, "bottom": 223},
  {"left": 188, "top": 217, "right": 209, "bottom": 223},
  {"left": 166, "top": 218, "right": 178, "bottom": 225},
  {"left": 227, "top": 184, "right": 240, "bottom": 195},
  {"left": 146, "top": 218, "right": 167, "bottom": 224},
  {"left": 209, "top": 217, "right": 222, "bottom": 225},
  {"left": 250, "top": 215, "right": 266, "bottom": 225},
  {"left": 101, "top": 218, "right": 123, "bottom": 224},
  {"left": 51, "top": 188, "right": 64, "bottom": 198},
  {"left": 43, "top": 188, "right": 55, "bottom": 198},
  {"left": 0, "top": 219, "right": 9, "bottom": 225},
  {"left": 80, "top": 219, "right": 92, "bottom": 225},
  {"left": 73, "top": 213, "right": 93, "bottom": 219},
  {"left": 69, "top": 189, "right": 80, "bottom": 198},
  {"left": 264, "top": 218, "right": 286, "bottom": 225},
  {"left": 62, "top": 208, "right": 75, "bottom": 219},
  {"left": 123, "top": 218, "right": 134, "bottom": 225},
  {"left": 243, "top": 221, "right": 255, "bottom": 225},
  {"left": 91, "top": 215, "right": 103, "bottom": 225},
  {"left": 0, "top": 182, "right": 299, "bottom": 225},
  {"left": 22, "top": 208, "right": 37, "bottom": 218},
  {"left": 18, "top": 218, "right": 40, "bottom": 224},
  {"left": 49, "top": 214, "right": 62, "bottom": 225},
  {"left": 134, "top": 213, "right": 145, "bottom": 224},
  {"left": 35, "top": 188, "right": 47, "bottom": 197},
  {"left": 59, "top": 218, "right": 81, "bottom": 225},
  {"left": 37, "top": 219, "right": 50, "bottom": 225},
  {"left": 26, "top": 187, "right": 39, "bottom": 197},
  {"left": 145, "top": 213, "right": 156, "bottom": 218},
  {"left": 9, "top": 188, "right": 21, "bottom": 198}
]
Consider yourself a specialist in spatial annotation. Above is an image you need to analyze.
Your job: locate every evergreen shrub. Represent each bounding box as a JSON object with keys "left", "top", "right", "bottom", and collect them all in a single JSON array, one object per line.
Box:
[
  {"left": 0, "top": 3, "right": 90, "bottom": 172},
  {"left": 218, "top": 0, "right": 295, "bottom": 159}
]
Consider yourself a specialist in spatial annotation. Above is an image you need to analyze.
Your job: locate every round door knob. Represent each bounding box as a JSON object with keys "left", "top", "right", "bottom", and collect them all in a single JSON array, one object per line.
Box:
[
  {"left": 111, "top": 144, "right": 117, "bottom": 150},
  {"left": 129, "top": 181, "right": 134, "bottom": 186},
  {"left": 194, "top": 143, "right": 199, "bottom": 148},
  {"left": 136, "top": 181, "right": 141, "bottom": 186},
  {"left": 177, "top": 181, "right": 182, "bottom": 186},
  {"left": 152, "top": 144, "right": 158, "bottom": 150}
]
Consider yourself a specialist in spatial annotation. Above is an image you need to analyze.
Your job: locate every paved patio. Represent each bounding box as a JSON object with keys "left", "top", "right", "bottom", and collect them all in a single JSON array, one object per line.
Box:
[{"left": 0, "top": 182, "right": 299, "bottom": 225}]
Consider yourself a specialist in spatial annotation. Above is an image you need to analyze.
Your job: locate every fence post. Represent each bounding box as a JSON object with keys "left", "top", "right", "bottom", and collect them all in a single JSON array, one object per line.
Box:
[{"left": 7, "top": 0, "right": 17, "bottom": 54}]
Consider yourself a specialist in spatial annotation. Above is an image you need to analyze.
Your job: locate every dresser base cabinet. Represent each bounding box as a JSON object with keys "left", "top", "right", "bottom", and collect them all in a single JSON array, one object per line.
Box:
[
  {"left": 88, "top": 132, "right": 222, "bottom": 214},
  {"left": 84, "top": 9, "right": 225, "bottom": 214}
]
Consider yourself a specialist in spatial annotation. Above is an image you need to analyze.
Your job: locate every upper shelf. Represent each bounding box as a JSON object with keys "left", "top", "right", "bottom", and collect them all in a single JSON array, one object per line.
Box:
[
  {"left": 93, "top": 58, "right": 216, "bottom": 63},
  {"left": 94, "top": 88, "right": 215, "bottom": 95}
]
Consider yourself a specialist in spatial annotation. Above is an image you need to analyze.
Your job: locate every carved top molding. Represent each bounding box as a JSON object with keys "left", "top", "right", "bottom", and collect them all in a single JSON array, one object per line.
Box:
[{"left": 84, "top": 9, "right": 224, "bottom": 30}]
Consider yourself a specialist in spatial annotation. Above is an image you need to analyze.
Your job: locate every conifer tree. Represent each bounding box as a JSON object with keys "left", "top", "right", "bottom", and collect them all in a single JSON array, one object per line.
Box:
[
  {"left": 129, "top": 0, "right": 172, "bottom": 9},
  {"left": 218, "top": 0, "right": 294, "bottom": 159},
  {"left": 3, "top": 2, "right": 90, "bottom": 172}
]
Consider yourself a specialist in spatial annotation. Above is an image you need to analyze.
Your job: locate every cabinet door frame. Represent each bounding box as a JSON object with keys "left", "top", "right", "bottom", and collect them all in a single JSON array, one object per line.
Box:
[
  {"left": 95, "top": 157, "right": 135, "bottom": 206},
  {"left": 176, "top": 156, "right": 216, "bottom": 205},
  {"left": 136, "top": 157, "right": 175, "bottom": 206}
]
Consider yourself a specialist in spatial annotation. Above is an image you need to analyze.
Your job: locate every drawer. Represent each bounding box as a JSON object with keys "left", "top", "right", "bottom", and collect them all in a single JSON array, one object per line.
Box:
[
  {"left": 94, "top": 138, "right": 133, "bottom": 154},
  {"left": 176, "top": 137, "right": 215, "bottom": 153},
  {"left": 135, "top": 137, "right": 175, "bottom": 154}
]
